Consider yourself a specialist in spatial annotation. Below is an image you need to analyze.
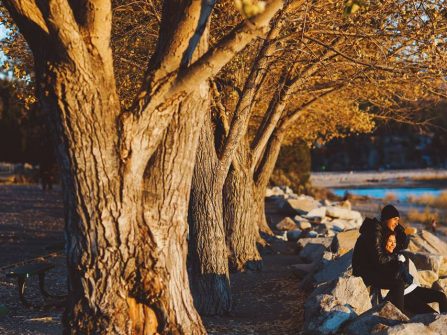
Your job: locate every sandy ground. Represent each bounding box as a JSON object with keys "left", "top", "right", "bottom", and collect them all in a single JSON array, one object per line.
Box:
[
  {"left": 311, "top": 169, "right": 447, "bottom": 188},
  {"left": 0, "top": 184, "right": 305, "bottom": 334}
]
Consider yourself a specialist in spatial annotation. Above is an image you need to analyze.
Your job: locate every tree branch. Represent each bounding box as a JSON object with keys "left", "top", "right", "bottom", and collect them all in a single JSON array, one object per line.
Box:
[
  {"left": 3, "top": 0, "right": 49, "bottom": 35},
  {"left": 217, "top": 6, "right": 289, "bottom": 176}
]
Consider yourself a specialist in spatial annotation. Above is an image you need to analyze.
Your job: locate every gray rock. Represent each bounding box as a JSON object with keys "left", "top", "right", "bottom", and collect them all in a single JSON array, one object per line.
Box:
[
  {"left": 300, "top": 243, "right": 327, "bottom": 263},
  {"left": 314, "top": 250, "right": 353, "bottom": 284},
  {"left": 402, "top": 251, "right": 444, "bottom": 275},
  {"left": 331, "top": 229, "right": 360, "bottom": 255},
  {"left": 326, "top": 206, "right": 362, "bottom": 221},
  {"left": 286, "top": 229, "right": 302, "bottom": 241},
  {"left": 304, "top": 207, "right": 327, "bottom": 223},
  {"left": 275, "top": 217, "right": 297, "bottom": 231},
  {"left": 343, "top": 302, "right": 409, "bottom": 335},
  {"left": 408, "top": 235, "right": 440, "bottom": 254},
  {"left": 297, "top": 237, "right": 334, "bottom": 250},
  {"left": 286, "top": 196, "right": 320, "bottom": 215},
  {"left": 374, "top": 323, "right": 436, "bottom": 335},
  {"left": 309, "top": 275, "right": 372, "bottom": 314},
  {"left": 304, "top": 294, "right": 356, "bottom": 335},
  {"left": 307, "top": 230, "right": 319, "bottom": 238}
]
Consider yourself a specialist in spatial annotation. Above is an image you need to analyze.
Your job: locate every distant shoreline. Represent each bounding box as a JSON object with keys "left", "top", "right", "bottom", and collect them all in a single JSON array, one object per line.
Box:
[{"left": 310, "top": 169, "right": 447, "bottom": 188}]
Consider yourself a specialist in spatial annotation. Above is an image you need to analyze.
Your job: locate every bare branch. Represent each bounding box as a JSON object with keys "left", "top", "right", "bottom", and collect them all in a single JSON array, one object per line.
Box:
[{"left": 2, "top": 0, "right": 49, "bottom": 35}]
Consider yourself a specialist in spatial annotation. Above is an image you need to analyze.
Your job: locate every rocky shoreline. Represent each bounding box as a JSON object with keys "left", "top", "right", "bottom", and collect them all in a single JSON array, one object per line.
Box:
[{"left": 266, "top": 186, "right": 447, "bottom": 335}]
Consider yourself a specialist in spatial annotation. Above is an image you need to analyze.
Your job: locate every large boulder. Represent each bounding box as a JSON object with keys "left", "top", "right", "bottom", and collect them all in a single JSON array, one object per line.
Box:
[
  {"left": 304, "top": 294, "right": 356, "bottom": 335},
  {"left": 343, "top": 302, "right": 409, "bottom": 335},
  {"left": 417, "top": 270, "right": 438, "bottom": 287},
  {"left": 410, "top": 314, "right": 447, "bottom": 334},
  {"left": 326, "top": 206, "right": 362, "bottom": 221},
  {"left": 373, "top": 323, "right": 436, "bottom": 335},
  {"left": 420, "top": 230, "right": 447, "bottom": 255},
  {"left": 331, "top": 229, "right": 360, "bottom": 255},
  {"left": 314, "top": 250, "right": 353, "bottom": 284},
  {"left": 402, "top": 251, "right": 444, "bottom": 275},
  {"left": 309, "top": 275, "right": 372, "bottom": 314},
  {"left": 275, "top": 217, "right": 297, "bottom": 231},
  {"left": 432, "top": 277, "right": 447, "bottom": 293},
  {"left": 408, "top": 235, "right": 439, "bottom": 254}
]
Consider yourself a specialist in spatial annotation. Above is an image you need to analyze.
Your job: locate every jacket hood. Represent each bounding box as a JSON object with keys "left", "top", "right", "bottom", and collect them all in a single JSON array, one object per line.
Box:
[{"left": 359, "top": 217, "right": 381, "bottom": 235}]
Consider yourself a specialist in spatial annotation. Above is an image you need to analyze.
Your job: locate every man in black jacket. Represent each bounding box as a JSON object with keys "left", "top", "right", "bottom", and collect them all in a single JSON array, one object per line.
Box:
[{"left": 352, "top": 204, "right": 410, "bottom": 311}]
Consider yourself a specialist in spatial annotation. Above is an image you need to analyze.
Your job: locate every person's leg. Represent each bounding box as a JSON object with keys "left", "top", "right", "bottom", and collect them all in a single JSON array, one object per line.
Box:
[
  {"left": 405, "top": 286, "right": 447, "bottom": 314},
  {"left": 369, "top": 277, "right": 405, "bottom": 311}
]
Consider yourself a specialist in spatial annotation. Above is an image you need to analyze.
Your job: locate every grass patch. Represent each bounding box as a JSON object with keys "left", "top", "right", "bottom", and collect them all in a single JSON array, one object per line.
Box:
[{"left": 407, "top": 191, "right": 447, "bottom": 208}]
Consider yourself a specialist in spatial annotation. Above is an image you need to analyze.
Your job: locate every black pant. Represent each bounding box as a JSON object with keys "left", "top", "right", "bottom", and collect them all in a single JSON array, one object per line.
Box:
[
  {"left": 405, "top": 286, "right": 447, "bottom": 314},
  {"left": 367, "top": 277, "right": 405, "bottom": 311}
]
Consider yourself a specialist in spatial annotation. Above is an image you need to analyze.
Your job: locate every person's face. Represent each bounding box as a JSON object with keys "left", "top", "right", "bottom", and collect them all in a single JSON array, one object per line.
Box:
[
  {"left": 385, "top": 217, "right": 400, "bottom": 231},
  {"left": 385, "top": 234, "right": 397, "bottom": 254}
]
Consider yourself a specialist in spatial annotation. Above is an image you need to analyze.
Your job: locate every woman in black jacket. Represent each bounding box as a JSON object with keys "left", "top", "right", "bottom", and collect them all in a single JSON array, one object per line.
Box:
[
  {"left": 384, "top": 232, "right": 447, "bottom": 314},
  {"left": 352, "top": 205, "right": 409, "bottom": 310}
]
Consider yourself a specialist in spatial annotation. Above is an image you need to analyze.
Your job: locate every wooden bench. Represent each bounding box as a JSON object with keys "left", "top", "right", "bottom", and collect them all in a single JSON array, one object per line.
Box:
[{"left": 6, "top": 262, "right": 59, "bottom": 307}]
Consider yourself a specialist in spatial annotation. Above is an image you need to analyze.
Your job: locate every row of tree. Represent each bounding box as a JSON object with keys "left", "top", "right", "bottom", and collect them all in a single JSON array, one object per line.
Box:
[{"left": 1, "top": 0, "right": 446, "bottom": 333}]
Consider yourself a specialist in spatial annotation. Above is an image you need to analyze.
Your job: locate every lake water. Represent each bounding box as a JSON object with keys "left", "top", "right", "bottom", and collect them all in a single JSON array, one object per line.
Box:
[{"left": 331, "top": 187, "right": 445, "bottom": 200}]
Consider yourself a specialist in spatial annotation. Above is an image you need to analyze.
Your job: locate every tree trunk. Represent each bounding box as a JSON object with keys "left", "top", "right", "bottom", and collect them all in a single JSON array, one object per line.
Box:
[
  {"left": 223, "top": 141, "right": 263, "bottom": 272},
  {"left": 188, "top": 110, "right": 231, "bottom": 315}
]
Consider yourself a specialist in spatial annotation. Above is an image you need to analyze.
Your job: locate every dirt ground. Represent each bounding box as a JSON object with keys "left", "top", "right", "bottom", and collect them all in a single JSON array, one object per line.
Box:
[{"left": 0, "top": 184, "right": 306, "bottom": 334}]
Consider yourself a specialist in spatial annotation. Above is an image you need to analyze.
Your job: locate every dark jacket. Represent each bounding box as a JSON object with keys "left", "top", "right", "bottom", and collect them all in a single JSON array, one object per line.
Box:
[{"left": 352, "top": 217, "right": 409, "bottom": 285}]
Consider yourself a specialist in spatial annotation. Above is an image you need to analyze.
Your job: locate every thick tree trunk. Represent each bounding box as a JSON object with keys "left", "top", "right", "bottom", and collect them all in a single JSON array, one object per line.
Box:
[
  {"left": 223, "top": 141, "right": 263, "bottom": 272},
  {"left": 188, "top": 111, "right": 231, "bottom": 315}
]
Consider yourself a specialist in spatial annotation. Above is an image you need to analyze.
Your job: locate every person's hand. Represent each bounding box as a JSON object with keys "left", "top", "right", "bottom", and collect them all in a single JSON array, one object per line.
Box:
[{"left": 398, "top": 254, "right": 406, "bottom": 263}]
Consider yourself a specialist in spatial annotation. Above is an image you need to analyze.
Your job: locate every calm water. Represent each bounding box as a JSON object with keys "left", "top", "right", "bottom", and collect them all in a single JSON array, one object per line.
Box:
[{"left": 331, "top": 187, "right": 445, "bottom": 200}]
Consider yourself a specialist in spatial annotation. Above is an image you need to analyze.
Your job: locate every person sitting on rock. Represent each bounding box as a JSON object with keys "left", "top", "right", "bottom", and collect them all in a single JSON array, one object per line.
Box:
[
  {"left": 384, "top": 232, "right": 447, "bottom": 314},
  {"left": 352, "top": 204, "right": 409, "bottom": 311}
]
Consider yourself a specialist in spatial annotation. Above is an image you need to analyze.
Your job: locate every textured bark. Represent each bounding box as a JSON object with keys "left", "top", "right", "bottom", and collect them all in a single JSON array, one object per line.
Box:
[
  {"left": 223, "top": 140, "right": 263, "bottom": 271},
  {"left": 3, "top": 0, "right": 286, "bottom": 332},
  {"left": 188, "top": 111, "right": 231, "bottom": 315}
]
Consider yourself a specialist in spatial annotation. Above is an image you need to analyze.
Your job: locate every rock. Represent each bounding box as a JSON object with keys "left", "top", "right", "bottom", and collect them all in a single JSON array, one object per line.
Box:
[
  {"left": 421, "top": 230, "right": 447, "bottom": 255},
  {"left": 285, "top": 196, "right": 320, "bottom": 215},
  {"left": 343, "top": 302, "right": 409, "bottom": 335},
  {"left": 402, "top": 252, "right": 444, "bottom": 275},
  {"left": 408, "top": 235, "right": 440, "bottom": 254},
  {"left": 307, "top": 230, "right": 319, "bottom": 238},
  {"left": 275, "top": 231, "right": 288, "bottom": 241},
  {"left": 266, "top": 186, "right": 284, "bottom": 197},
  {"left": 410, "top": 314, "right": 447, "bottom": 333},
  {"left": 296, "top": 220, "right": 312, "bottom": 230},
  {"left": 326, "top": 206, "right": 362, "bottom": 221},
  {"left": 426, "top": 314, "right": 447, "bottom": 334},
  {"left": 314, "top": 250, "right": 353, "bottom": 284},
  {"left": 331, "top": 219, "right": 346, "bottom": 232},
  {"left": 275, "top": 217, "right": 297, "bottom": 231},
  {"left": 418, "top": 270, "right": 438, "bottom": 287},
  {"left": 304, "top": 207, "right": 327, "bottom": 223},
  {"left": 304, "top": 294, "right": 356, "bottom": 335},
  {"left": 297, "top": 237, "right": 334, "bottom": 250},
  {"left": 300, "top": 243, "right": 327, "bottom": 263},
  {"left": 439, "top": 258, "right": 447, "bottom": 277},
  {"left": 331, "top": 229, "right": 360, "bottom": 255},
  {"left": 374, "top": 323, "right": 435, "bottom": 335},
  {"left": 309, "top": 275, "right": 372, "bottom": 314},
  {"left": 432, "top": 277, "right": 447, "bottom": 293},
  {"left": 286, "top": 229, "right": 302, "bottom": 241}
]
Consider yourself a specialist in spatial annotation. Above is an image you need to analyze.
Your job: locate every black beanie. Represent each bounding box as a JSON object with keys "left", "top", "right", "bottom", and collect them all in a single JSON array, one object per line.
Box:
[{"left": 381, "top": 204, "right": 400, "bottom": 221}]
